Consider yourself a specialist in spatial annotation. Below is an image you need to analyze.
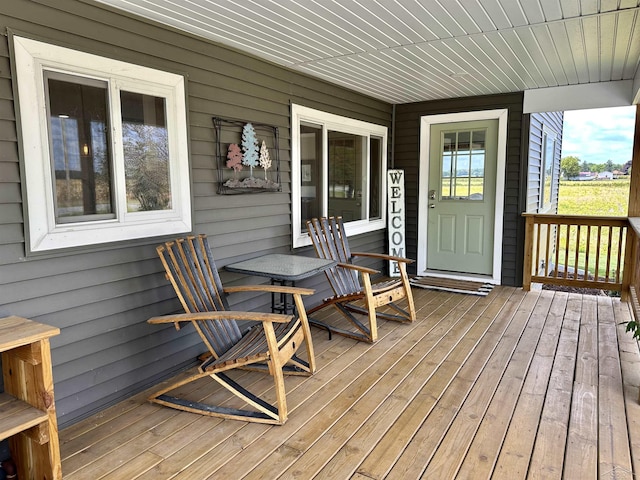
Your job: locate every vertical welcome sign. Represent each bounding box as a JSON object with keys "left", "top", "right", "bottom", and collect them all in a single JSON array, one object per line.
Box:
[{"left": 387, "top": 169, "right": 405, "bottom": 277}]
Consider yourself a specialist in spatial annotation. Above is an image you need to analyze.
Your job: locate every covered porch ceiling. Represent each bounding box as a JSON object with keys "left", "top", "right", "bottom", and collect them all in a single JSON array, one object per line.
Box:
[{"left": 95, "top": 0, "right": 640, "bottom": 109}]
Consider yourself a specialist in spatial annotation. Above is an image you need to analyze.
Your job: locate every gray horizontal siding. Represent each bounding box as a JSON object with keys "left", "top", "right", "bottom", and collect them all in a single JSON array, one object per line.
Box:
[
  {"left": 0, "top": 0, "right": 392, "bottom": 427},
  {"left": 526, "top": 111, "right": 563, "bottom": 213},
  {"left": 393, "top": 93, "right": 526, "bottom": 287}
]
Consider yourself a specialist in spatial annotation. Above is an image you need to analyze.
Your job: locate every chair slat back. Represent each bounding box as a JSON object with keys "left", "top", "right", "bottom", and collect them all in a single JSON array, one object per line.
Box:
[
  {"left": 307, "top": 217, "right": 361, "bottom": 295},
  {"left": 158, "top": 235, "right": 242, "bottom": 357}
]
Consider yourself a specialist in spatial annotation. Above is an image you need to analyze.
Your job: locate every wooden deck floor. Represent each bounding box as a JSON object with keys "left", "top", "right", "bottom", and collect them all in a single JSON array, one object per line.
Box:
[{"left": 59, "top": 286, "right": 640, "bottom": 479}]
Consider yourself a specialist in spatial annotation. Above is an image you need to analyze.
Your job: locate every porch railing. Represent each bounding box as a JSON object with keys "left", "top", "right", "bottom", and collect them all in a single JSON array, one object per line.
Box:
[
  {"left": 522, "top": 213, "right": 630, "bottom": 293},
  {"left": 627, "top": 218, "right": 640, "bottom": 311}
]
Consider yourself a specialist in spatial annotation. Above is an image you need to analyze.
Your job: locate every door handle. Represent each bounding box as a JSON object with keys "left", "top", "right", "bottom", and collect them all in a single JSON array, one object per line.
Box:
[{"left": 429, "top": 203, "right": 435, "bottom": 208}]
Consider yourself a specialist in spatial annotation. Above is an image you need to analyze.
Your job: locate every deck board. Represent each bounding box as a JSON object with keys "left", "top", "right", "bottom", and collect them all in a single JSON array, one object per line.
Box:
[{"left": 59, "top": 287, "right": 640, "bottom": 479}]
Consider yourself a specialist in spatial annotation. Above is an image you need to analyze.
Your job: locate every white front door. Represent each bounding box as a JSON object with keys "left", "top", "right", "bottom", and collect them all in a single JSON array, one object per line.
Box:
[{"left": 417, "top": 110, "right": 508, "bottom": 283}]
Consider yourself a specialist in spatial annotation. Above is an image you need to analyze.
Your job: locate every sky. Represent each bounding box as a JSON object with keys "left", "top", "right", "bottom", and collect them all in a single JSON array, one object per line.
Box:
[{"left": 561, "top": 105, "right": 636, "bottom": 166}]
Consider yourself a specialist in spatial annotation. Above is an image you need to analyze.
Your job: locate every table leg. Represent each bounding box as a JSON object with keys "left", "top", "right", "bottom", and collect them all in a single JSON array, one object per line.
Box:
[{"left": 270, "top": 279, "right": 296, "bottom": 315}]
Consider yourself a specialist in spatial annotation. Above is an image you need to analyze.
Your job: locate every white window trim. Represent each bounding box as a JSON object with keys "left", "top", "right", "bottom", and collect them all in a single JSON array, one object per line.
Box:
[
  {"left": 291, "top": 104, "right": 387, "bottom": 248},
  {"left": 12, "top": 35, "right": 192, "bottom": 252},
  {"left": 539, "top": 126, "right": 557, "bottom": 212}
]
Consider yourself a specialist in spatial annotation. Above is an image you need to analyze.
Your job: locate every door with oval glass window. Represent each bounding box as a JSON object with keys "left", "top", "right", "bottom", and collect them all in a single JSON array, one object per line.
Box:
[{"left": 426, "top": 119, "right": 498, "bottom": 275}]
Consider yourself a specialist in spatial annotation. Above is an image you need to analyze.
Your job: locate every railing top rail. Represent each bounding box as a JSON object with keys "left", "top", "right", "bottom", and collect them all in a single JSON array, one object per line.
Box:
[
  {"left": 628, "top": 217, "right": 640, "bottom": 236},
  {"left": 522, "top": 213, "right": 629, "bottom": 227}
]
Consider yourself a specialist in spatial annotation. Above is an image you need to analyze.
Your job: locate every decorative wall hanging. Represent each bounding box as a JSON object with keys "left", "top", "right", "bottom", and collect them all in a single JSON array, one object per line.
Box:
[{"left": 213, "top": 117, "right": 280, "bottom": 194}]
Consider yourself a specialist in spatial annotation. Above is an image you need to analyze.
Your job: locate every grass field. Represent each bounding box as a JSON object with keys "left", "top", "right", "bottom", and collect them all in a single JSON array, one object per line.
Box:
[
  {"left": 558, "top": 177, "right": 630, "bottom": 216},
  {"left": 554, "top": 177, "right": 629, "bottom": 280}
]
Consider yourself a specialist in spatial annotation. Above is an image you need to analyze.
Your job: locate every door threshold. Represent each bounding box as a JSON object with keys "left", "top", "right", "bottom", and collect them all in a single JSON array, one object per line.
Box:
[{"left": 419, "top": 270, "right": 499, "bottom": 285}]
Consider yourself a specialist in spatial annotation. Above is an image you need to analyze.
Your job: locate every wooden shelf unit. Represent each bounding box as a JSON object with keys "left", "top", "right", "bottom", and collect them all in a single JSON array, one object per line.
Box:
[{"left": 0, "top": 316, "right": 61, "bottom": 479}]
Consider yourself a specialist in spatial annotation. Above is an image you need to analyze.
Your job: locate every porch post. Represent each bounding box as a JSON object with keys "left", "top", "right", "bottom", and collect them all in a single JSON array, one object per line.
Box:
[
  {"left": 522, "top": 214, "right": 534, "bottom": 291},
  {"left": 624, "top": 105, "right": 640, "bottom": 302},
  {"left": 627, "top": 105, "right": 640, "bottom": 216}
]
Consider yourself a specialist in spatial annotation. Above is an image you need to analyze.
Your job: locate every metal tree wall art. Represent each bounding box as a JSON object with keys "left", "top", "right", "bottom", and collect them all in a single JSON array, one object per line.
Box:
[
  {"left": 213, "top": 116, "right": 280, "bottom": 194},
  {"left": 259, "top": 140, "right": 271, "bottom": 179},
  {"left": 241, "top": 123, "right": 259, "bottom": 176},
  {"left": 226, "top": 143, "right": 243, "bottom": 178}
]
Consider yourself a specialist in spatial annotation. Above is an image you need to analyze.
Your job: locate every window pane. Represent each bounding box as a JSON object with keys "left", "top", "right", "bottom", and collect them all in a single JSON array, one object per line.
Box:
[
  {"left": 440, "top": 129, "right": 485, "bottom": 201},
  {"left": 121, "top": 91, "right": 171, "bottom": 212},
  {"left": 541, "top": 132, "right": 555, "bottom": 209},
  {"left": 328, "top": 131, "right": 365, "bottom": 221},
  {"left": 300, "top": 123, "right": 323, "bottom": 231},
  {"left": 46, "top": 75, "right": 113, "bottom": 223},
  {"left": 369, "top": 136, "right": 382, "bottom": 219}
]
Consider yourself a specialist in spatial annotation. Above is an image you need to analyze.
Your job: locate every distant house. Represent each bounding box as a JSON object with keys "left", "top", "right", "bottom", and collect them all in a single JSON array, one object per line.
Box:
[
  {"left": 570, "top": 172, "right": 597, "bottom": 181},
  {"left": 598, "top": 171, "right": 614, "bottom": 180}
]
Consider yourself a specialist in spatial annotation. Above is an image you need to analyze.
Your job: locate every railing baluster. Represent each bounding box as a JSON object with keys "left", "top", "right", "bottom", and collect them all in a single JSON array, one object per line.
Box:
[
  {"left": 595, "top": 226, "right": 602, "bottom": 283},
  {"left": 584, "top": 225, "right": 591, "bottom": 282},
  {"left": 534, "top": 223, "right": 541, "bottom": 277},
  {"left": 574, "top": 224, "right": 581, "bottom": 282},
  {"left": 617, "top": 226, "right": 625, "bottom": 284},
  {"left": 564, "top": 224, "right": 570, "bottom": 279},
  {"left": 544, "top": 223, "right": 552, "bottom": 277},
  {"left": 554, "top": 222, "right": 561, "bottom": 279},
  {"left": 604, "top": 227, "right": 613, "bottom": 282}
]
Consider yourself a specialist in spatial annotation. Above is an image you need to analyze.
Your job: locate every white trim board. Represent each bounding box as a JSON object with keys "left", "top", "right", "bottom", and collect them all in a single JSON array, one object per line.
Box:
[{"left": 523, "top": 80, "right": 634, "bottom": 113}]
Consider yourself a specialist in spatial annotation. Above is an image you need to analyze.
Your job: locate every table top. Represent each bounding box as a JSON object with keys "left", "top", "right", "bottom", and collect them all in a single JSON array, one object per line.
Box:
[
  {"left": 0, "top": 316, "right": 60, "bottom": 352},
  {"left": 225, "top": 253, "right": 336, "bottom": 281}
]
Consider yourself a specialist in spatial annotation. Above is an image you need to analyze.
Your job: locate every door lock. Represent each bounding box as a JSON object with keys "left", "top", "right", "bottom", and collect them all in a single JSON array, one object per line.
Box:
[{"left": 429, "top": 189, "right": 436, "bottom": 200}]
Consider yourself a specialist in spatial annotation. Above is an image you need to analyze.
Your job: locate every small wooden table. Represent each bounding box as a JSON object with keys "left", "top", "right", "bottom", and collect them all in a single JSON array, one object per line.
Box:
[
  {"left": 0, "top": 316, "right": 61, "bottom": 479},
  {"left": 226, "top": 253, "right": 336, "bottom": 314}
]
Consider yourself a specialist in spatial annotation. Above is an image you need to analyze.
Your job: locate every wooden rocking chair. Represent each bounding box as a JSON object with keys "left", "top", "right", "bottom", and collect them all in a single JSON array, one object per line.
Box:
[
  {"left": 147, "top": 235, "right": 316, "bottom": 425},
  {"left": 306, "top": 217, "right": 416, "bottom": 343}
]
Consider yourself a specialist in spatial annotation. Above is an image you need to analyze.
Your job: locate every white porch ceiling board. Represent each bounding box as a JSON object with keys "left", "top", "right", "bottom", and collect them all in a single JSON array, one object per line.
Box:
[
  {"left": 512, "top": 27, "right": 560, "bottom": 87},
  {"left": 457, "top": 34, "right": 526, "bottom": 91},
  {"left": 558, "top": 0, "right": 581, "bottom": 18},
  {"left": 614, "top": 12, "right": 639, "bottom": 79},
  {"left": 443, "top": 37, "right": 517, "bottom": 93},
  {"left": 582, "top": 16, "right": 604, "bottom": 82},
  {"left": 625, "top": 14, "right": 640, "bottom": 78},
  {"left": 600, "top": 13, "right": 619, "bottom": 80},
  {"left": 373, "top": 49, "right": 459, "bottom": 98},
  {"left": 500, "top": 29, "right": 549, "bottom": 87},
  {"left": 562, "top": 18, "right": 591, "bottom": 84},
  {"left": 532, "top": 23, "right": 571, "bottom": 85},
  {"left": 602, "top": 0, "right": 625, "bottom": 12},
  {"left": 95, "top": 0, "right": 640, "bottom": 105},
  {"left": 545, "top": 21, "right": 580, "bottom": 85},
  {"left": 410, "top": 0, "right": 471, "bottom": 37},
  {"left": 578, "top": 0, "right": 600, "bottom": 15},
  {"left": 456, "top": 0, "right": 500, "bottom": 31},
  {"left": 386, "top": 45, "right": 480, "bottom": 98},
  {"left": 482, "top": 32, "right": 540, "bottom": 89},
  {"left": 248, "top": 2, "right": 377, "bottom": 56},
  {"left": 426, "top": 0, "right": 483, "bottom": 35},
  {"left": 324, "top": 0, "right": 421, "bottom": 46},
  {"left": 519, "top": 0, "right": 547, "bottom": 24},
  {"left": 498, "top": 0, "right": 531, "bottom": 27},
  {"left": 540, "top": 0, "right": 565, "bottom": 20}
]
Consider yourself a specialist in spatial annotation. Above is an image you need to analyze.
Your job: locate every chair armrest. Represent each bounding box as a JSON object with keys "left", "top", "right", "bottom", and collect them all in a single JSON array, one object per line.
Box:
[
  {"left": 351, "top": 251, "right": 415, "bottom": 264},
  {"left": 148, "top": 311, "right": 295, "bottom": 325},
  {"left": 337, "top": 262, "right": 379, "bottom": 275},
  {"left": 224, "top": 285, "right": 315, "bottom": 296}
]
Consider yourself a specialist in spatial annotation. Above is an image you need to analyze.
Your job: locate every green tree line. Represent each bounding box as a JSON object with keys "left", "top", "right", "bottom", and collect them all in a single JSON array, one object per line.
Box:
[{"left": 560, "top": 155, "right": 629, "bottom": 178}]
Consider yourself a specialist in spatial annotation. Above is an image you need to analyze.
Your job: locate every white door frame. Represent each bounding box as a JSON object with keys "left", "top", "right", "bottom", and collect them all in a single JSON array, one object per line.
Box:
[{"left": 417, "top": 109, "right": 508, "bottom": 284}]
